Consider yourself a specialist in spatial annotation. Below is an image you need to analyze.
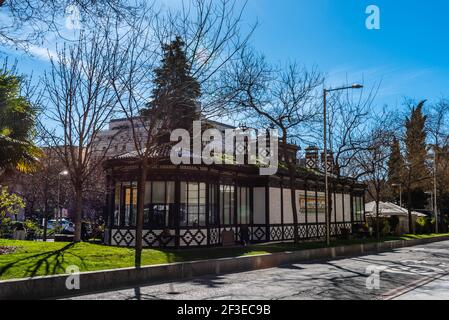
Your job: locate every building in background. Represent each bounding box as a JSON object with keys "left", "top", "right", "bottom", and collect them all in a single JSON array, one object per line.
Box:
[{"left": 94, "top": 117, "right": 236, "bottom": 159}]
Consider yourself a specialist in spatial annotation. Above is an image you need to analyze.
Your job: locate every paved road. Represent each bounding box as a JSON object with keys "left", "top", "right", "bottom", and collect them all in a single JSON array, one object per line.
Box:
[
  {"left": 66, "top": 240, "right": 449, "bottom": 300},
  {"left": 395, "top": 275, "right": 449, "bottom": 300}
]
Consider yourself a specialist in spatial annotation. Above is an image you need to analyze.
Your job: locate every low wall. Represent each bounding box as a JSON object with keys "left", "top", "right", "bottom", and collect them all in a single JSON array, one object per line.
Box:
[{"left": 1, "top": 235, "right": 448, "bottom": 300}]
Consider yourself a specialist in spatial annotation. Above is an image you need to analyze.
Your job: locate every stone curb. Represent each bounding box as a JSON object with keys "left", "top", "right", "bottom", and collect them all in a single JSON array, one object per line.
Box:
[{"left": 1, "top": 235, "right": 449, "bottom": 300}]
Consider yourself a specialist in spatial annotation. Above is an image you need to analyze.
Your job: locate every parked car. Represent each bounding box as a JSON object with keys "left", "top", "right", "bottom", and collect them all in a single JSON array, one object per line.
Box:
[{"left": 46, "top": 219, "right": 74, "bottom": 234}]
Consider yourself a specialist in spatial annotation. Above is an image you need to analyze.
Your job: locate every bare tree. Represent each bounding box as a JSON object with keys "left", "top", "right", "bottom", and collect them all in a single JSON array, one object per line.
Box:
[
  {"left": 351, "top": 110, "right": 396, "bottom": 239},
  {"left": 428, "top": 98, "right": 449, "bottom": 148},
  {"left": 426, "top": 98, "right": 449, "bottom": 230},
  {"left": 39, "top": 27, "right": 121, "bottom": 242},
  {"left": 0, "top": 0, "right": 138, "bottom": 51},
  {"left": 108, "top": 11, "right": 164, "bottom": 267},
  {"left": 19, "top": 147, "right": 71, "bottom": 240},
  {"left": 323, "top": 84, "right": 381, "bottom": 178},
  {"left": 108, "top": 0, "right": 254, "bottom": 266},
  {"left": 221, "top": 49, "right": 323, "bottom": 243}
]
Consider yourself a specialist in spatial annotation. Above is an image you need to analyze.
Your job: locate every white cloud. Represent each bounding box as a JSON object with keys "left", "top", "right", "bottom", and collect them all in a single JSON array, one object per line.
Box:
[{"left": 28, "top": 45, "right": 58, "bottom": 61}]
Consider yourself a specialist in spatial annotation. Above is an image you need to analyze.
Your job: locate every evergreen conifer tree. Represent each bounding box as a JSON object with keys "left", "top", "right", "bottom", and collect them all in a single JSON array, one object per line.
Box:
[
  {"left": 388, "top": 137, "right": 404, "bottom": 184},
  {"left": 144, "top": 36, "right": 201, "bottom": 141},
  {"left": 405, "top": 101, "right": 429, "bottom": 190}
]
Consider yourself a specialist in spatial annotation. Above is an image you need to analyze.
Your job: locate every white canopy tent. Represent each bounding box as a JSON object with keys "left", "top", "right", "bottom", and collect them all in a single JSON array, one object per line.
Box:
[
  {"left": 365, "top": 201, "right": 427, "bottom": 235},
  {"left": 365, "top": 201, "right": 427, "bottom": 218}
]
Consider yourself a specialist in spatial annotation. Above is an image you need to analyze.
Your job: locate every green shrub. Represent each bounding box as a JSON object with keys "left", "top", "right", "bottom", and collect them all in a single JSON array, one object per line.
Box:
[
  {"left": 415, "top": 217, "right": 433, "bottom": 234},
  {"left": 415, "top": 217, "right": 426, "bottom": 234},
  {"left": 24, "top": 220, "right": 39, "bottom": 240},
  {"left": 0, "top": 217, "right": 13, "bottom": 238},
  {"left": 0, "top": 189, "right": 25, "bottom": 220},
  {"left": 24, "top": 220, "right": 38, "bottom": 231}
]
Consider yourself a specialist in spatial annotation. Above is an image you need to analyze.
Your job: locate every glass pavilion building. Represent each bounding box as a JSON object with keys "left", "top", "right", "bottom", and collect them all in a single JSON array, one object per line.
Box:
[{"left": 103, "top": 143, "right": 366, "bottom": 249}]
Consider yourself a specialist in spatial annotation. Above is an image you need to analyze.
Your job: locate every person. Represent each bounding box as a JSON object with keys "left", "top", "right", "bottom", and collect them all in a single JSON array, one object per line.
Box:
[
  {"left": 13, "top": 222, "right": 27, "bottom": 240},
  {"left": 240, "top": 225, "right": 250, "bottom": 246}
]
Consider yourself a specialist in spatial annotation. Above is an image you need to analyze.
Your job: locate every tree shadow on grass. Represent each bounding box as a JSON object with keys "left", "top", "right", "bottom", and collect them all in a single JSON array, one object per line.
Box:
[{"left": 0, "top": 243, "right": 83, "bottom": 278}]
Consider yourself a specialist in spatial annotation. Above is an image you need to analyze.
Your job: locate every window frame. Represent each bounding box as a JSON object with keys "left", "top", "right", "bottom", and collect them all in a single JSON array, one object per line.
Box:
[
  {"left": 220, "top": 184, "right": 235, "bottom": 226},
  {"left": 237, "top": 186, "right": 251, "bottom": 225},
  {"left": 144, "top": 181, "right": 176, "bottom": 229},
  {"left": 114, "top": 182, "right": 137, "bottom": 228},
  {"left": 180, "top": 181, "right": 207, "bottom": 227}
]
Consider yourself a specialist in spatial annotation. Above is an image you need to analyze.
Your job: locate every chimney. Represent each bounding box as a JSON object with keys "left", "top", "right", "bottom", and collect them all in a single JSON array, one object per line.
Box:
[
  {"left": 321, "top": 151, "right": 334, "bottom": 174},
  {"left": 305, "top": 146, "right": 319, "bottom": 170}
]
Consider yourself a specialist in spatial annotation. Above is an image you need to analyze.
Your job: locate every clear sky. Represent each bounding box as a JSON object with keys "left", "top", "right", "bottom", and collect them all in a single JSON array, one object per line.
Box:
[
  {"left": 242, "top": 0, "right": 449, "bottom": 109},
  {"left": 2, "top": 0, "right": 449, "bottom": 111}
]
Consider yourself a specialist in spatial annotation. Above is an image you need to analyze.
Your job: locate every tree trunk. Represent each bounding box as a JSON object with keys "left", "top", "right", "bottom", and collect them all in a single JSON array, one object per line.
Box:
[
  {"left": 282, "top": 132, "right": 299, "bottom": 244},
  {"left": 74, "top": 185, "right": 83, "bottom": 242},
  {"left": 288, "top": 164, "right": 299, "bottom": 244},
  {"left": 135, "top": 161, "right": 147, "bottom": 268}
]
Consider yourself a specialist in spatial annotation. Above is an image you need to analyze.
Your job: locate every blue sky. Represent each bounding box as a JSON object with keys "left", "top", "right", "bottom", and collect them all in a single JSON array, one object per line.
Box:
[
  {"left": 243, "top": 0, "right": 449, "bottom": 108},
  {"left": 2, "top": 0, "right": 449, "bottom": 111}
]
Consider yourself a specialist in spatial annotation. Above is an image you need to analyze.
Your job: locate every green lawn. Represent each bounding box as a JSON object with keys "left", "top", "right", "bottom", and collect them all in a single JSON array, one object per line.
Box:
[{"left": 0, "top": 233, "right": 448, "bottom": 281}]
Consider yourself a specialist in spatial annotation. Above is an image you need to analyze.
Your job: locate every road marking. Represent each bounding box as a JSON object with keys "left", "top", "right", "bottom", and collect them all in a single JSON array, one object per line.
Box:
[
  {"left": 379, "top": 272, "right": 449, "bottom": 300},
  {"left": 383, "top": 260, "right": 446, "bottom": 276}
]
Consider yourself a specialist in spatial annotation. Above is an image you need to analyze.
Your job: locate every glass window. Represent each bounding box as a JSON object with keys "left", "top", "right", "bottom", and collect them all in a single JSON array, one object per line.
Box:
[
  {"left": 180, "top": 182, "right": 207, "bottom": 227},
  {"left": 122, "top": 182, "right": 137, "bottom": 227},
  {"left": 353, "top": 196, "right": 364, "bottom": 222},
  {"left": 188, "top": 183, "right": 198, "bottom": 226},
  {"left": 209, "top": 184, "right": 219, "bottom": 226},
  {"left": 199, "top": 183, "right": 206, "bottom": 226},
  {"left": 237, "top": 187, "right": 251, "bottom": 225},
  {"left": 152, "top": 181, "right": 167, "bottom": 227},
  {"left": 152, "top": 182, "right": 165, "bottom": 203},
  {"left": 114, "top": 183, "right": 121, "bottom": 226},
  {"left": 167, "top": 182, "right": 175, "bottom": 204},
  {"left": 132, "top": 183, "right": 137, "bottom": 225},
  {"left": 144, "top": 182, "right": 152, "bottom": 225},
  {"left": 220, "top": 185, "right": 235, "bottom": 226},
  {"left": 166, "top": 182, "right": 176, "bottom": 227},
  {"left": 143, "top": 181, "right": 175, "bottom": 228},
  {"left": 124, "top": 187, "right": 131, "bottom": 226},
  {"left": 223, "top": 186, "right": 230, "bottom": 225}
]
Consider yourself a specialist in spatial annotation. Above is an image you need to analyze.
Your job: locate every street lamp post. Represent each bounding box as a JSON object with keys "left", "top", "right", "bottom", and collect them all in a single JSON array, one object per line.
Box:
[
  {"left": 57, "top": 170, "right": 69, "bottom": 233},
  {"left": 323, "top": 84, "right": 363, "bottom": 246}
]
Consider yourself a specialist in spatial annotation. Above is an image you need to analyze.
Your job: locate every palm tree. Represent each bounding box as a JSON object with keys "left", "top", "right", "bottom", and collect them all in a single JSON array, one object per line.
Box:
[{"left": 0, "top": 67, "right": 41, "bottom": 179}]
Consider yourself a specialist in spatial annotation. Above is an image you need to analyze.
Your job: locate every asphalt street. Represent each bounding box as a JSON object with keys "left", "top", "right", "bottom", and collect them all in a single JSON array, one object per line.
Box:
[{"left": 66, "top": 240, "right": 449, "bottom": 300}]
